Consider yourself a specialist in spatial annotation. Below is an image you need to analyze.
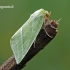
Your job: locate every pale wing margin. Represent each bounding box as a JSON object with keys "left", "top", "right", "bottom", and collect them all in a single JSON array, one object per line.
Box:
[{"left": 10, "top": 11, "right": 45, "bottom": 64}]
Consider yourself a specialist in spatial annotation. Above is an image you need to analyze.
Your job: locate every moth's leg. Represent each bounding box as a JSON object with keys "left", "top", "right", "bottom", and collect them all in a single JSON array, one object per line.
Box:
[
  {"left": 42, "top": 17, "right": 50, "bottom": 28},
  {"left": 34, "top": 39, "right": 36, "bottom": 48},
  {"left": 42, "top": 19, "right": 52, "bottom": 38},
  {"left": 42, "top": 18, "right": 46, "bottom": 29},
  {"left": 49, "top": 22, "right": 57, "bottom": 30},
  {"left": 44, "top": 28, "right": 53, "bottom": 38}
]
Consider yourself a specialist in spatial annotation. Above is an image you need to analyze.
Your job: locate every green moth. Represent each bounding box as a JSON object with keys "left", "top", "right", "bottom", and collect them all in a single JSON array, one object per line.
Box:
[{"left": 10, "top": 9, "right": 50, "bottom": 64}]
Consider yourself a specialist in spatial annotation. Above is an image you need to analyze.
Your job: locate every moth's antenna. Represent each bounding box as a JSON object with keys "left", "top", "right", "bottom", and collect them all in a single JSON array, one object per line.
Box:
[
  {"left": 57, "top": 18, "right": 62, "bottom": 23},
  {"left": 50, "top": 11, "right": 51, "bottom": 16}
]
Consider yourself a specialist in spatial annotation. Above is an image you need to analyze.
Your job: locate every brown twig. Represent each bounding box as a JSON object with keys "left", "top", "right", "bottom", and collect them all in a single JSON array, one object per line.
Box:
[{"left": 0, "top": 20, "right": 58, "bottom": 70}]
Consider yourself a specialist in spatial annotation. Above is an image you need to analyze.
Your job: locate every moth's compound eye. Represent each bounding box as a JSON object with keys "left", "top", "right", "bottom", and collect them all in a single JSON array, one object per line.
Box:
[
  {"left": 45, "top": 11, "right": 50, "bottom": 18},
  {"left": 46, "top": 13, "right": 50, "bottom": 18}
]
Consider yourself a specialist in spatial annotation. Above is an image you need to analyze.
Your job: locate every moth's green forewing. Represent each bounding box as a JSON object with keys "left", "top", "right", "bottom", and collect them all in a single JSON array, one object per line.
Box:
[{"left": 10, "top": 9, "right": 49, "bottom": 64}]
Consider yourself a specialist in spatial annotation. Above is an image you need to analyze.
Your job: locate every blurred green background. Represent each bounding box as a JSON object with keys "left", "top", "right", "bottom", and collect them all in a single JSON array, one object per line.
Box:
[{"left": 0, "top": 0, "right": 70, "bottom": 70}]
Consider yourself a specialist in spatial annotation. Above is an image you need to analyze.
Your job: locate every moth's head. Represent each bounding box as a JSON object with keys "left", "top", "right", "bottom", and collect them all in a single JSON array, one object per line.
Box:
[
  {"left": 45, "top": 11, "right": 51, "bottom": 18},
  {"left": 44, "top": 11, "right": 51, "bottom": 22}
]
